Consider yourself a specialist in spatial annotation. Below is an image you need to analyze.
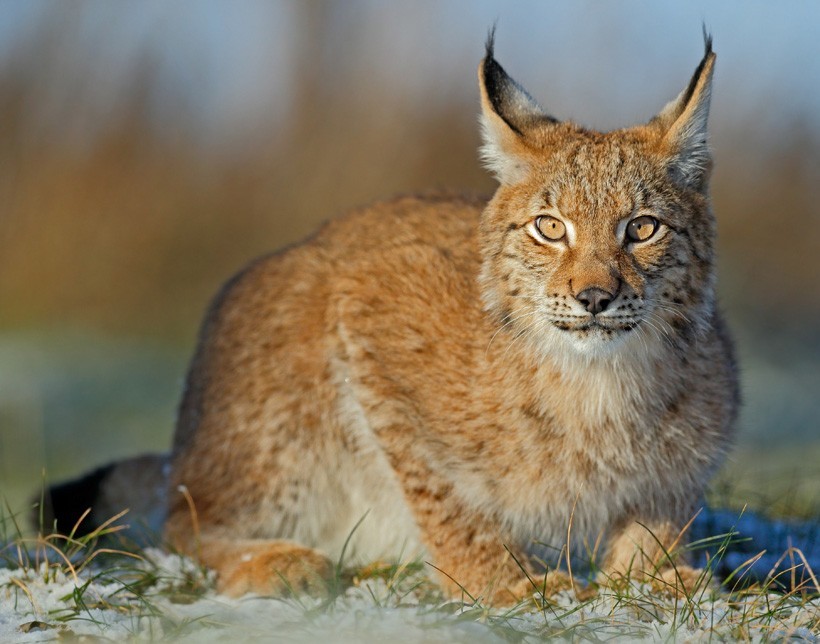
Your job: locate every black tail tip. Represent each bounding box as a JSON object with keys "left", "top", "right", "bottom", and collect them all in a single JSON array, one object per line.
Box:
[{"left": 33, "top": 464, "right": 114, "bottom": 536}]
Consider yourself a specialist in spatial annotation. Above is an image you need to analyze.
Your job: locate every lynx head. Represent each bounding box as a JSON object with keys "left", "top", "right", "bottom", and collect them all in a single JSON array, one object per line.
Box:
[{"left": 478, "top": 31, "right": 718, "bottom": 359}]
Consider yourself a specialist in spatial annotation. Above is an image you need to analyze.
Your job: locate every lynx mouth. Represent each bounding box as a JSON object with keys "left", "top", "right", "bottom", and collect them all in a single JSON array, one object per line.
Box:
[{"left": 552, "top": 318, "right": 640, "bottom": 335}]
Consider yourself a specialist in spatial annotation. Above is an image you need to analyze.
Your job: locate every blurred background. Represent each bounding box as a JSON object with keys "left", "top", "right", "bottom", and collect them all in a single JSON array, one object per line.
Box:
[{"left": 1, "top": 1, "right": 818, "bottom": 521}]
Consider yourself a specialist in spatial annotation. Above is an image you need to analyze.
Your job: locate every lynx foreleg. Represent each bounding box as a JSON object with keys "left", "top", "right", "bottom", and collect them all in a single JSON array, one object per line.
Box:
[
  {"left": 602, "top": 518, "right": 705, "bottom": 596},
  {"left": 396, "top": 460, "right": 570, "bottom": 606}
]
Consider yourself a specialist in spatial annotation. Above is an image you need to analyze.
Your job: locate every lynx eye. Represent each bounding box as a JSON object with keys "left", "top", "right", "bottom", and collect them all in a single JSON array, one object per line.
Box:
[
  {"left": 533, "top": 215, "right": 566, "bottom": 242},
  {"left": 626, "top": 215, "right": 659, "bottom": 242}
]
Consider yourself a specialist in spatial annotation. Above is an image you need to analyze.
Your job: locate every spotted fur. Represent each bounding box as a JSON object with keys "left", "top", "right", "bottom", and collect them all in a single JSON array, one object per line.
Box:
[{"left": 46, "top": 34, "right": 739, "bottom": 605}]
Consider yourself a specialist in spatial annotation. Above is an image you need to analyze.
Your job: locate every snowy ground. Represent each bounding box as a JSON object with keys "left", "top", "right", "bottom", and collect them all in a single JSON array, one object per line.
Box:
[{"left": 1, "top": 508, "right": 818, "bottom": 642}]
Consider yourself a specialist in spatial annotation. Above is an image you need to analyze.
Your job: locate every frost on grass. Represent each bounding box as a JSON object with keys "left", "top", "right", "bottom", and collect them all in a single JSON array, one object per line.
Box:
[
  {"left": 0, "top": 548, "right": 214, "bottom": 641},
  {"left": 1, "top": 546, "right": 819, "bottom": 642},
  {"left": 499, "top": 584, "right": 820, "bottom": 642}
]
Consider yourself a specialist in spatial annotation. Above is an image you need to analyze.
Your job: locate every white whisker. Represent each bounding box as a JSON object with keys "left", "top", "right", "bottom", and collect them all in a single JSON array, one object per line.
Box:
[
  {"left": 501, "top": 315, "right": 542, "bottom": 360},
  {"left": 485, "top": 309, "right": 535, "bottom": 357},
  {"left": 643, "top": 310, "right": 675, "bottom": 349},
  {"left": 653, "top": 301, "right": 693, "bottom": 326}
]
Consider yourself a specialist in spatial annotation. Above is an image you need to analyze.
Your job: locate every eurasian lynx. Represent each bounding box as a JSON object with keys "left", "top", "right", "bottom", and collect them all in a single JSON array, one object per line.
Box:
[{"left": 45, "top": 33, "right": 739, "bottom": 604}]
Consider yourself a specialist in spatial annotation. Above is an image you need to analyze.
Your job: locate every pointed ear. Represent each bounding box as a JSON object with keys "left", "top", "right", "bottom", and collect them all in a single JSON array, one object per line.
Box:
[
  {"left": 478, "top": 30, "right": 555, "bottom": 183},
  {"left": 653, "top": 33, "right": 716, "bottom": 190}
]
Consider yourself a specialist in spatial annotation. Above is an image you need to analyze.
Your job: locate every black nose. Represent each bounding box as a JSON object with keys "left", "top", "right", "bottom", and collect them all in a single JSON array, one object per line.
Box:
[{"left": 575, "top": 287, "right": 614, "bottom": 315}]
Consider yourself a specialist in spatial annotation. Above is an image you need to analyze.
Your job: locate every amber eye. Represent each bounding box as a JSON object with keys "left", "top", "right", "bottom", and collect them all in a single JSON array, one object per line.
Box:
[
  {"left": 534, "top": 215, "right": 566, "bottom": 241},
  {"left": 626, "top": 215, "right": 659, "bottom": 242}
]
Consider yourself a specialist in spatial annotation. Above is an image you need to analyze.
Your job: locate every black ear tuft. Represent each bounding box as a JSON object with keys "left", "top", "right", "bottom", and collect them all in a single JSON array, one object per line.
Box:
[
  {"left": 702, "top": 24, "right": 713, "bottom": 57},
  {"left": 485, "top": 23, "right": 497, "bottom": 60}
]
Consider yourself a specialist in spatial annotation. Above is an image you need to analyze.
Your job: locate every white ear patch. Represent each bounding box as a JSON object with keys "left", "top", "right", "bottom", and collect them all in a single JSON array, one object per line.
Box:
[
  {"left": 667, "top": 94, "right": 712, "bottom": 187},
  {"left": 478, "top": 113, "right": 529, "bottom": 184}
]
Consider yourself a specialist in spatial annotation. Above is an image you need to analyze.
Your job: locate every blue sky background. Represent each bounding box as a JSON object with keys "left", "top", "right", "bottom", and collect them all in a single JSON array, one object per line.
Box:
[{"left": 0, "top": 1, "right": 818, "bottom": 144}]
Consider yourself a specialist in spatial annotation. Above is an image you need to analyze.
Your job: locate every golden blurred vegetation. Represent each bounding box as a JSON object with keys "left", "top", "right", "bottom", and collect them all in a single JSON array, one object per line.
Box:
[
  {"left": 0, "top": 11, "right": 491, "bottom": 342},
  {"left": 0, "top": 9, "right": 818, "bottom": 344}
]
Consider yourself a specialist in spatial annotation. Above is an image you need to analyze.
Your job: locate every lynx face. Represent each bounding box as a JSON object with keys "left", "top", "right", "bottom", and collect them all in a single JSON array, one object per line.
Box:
[{"left": 478, "top": 36, "right": 716, "bottom": 357}]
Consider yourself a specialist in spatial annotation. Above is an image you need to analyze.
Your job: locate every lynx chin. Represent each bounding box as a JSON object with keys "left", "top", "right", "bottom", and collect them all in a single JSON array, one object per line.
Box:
[{"left": 41, "top": 31, "right": 738, "bottom": 605}]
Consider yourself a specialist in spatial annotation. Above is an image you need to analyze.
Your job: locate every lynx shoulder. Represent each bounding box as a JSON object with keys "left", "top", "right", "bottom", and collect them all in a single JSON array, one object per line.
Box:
[{"left": 44, "top": 33, "right": 739, "bottom": 604}]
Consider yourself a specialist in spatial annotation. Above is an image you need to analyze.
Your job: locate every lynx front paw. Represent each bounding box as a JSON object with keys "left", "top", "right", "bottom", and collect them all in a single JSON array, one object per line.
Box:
[
  {"left": 603, "top": 564, "right": 710, "bottom": 598},
  {"left": 650, "top": 564, "right": 711, "bottom": 598},
  {"left": 494, "top": 570, "right": 573, "bottom": 606},
  {"left": 200, "top": 539, "right": 334, "bottom": 597}
]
